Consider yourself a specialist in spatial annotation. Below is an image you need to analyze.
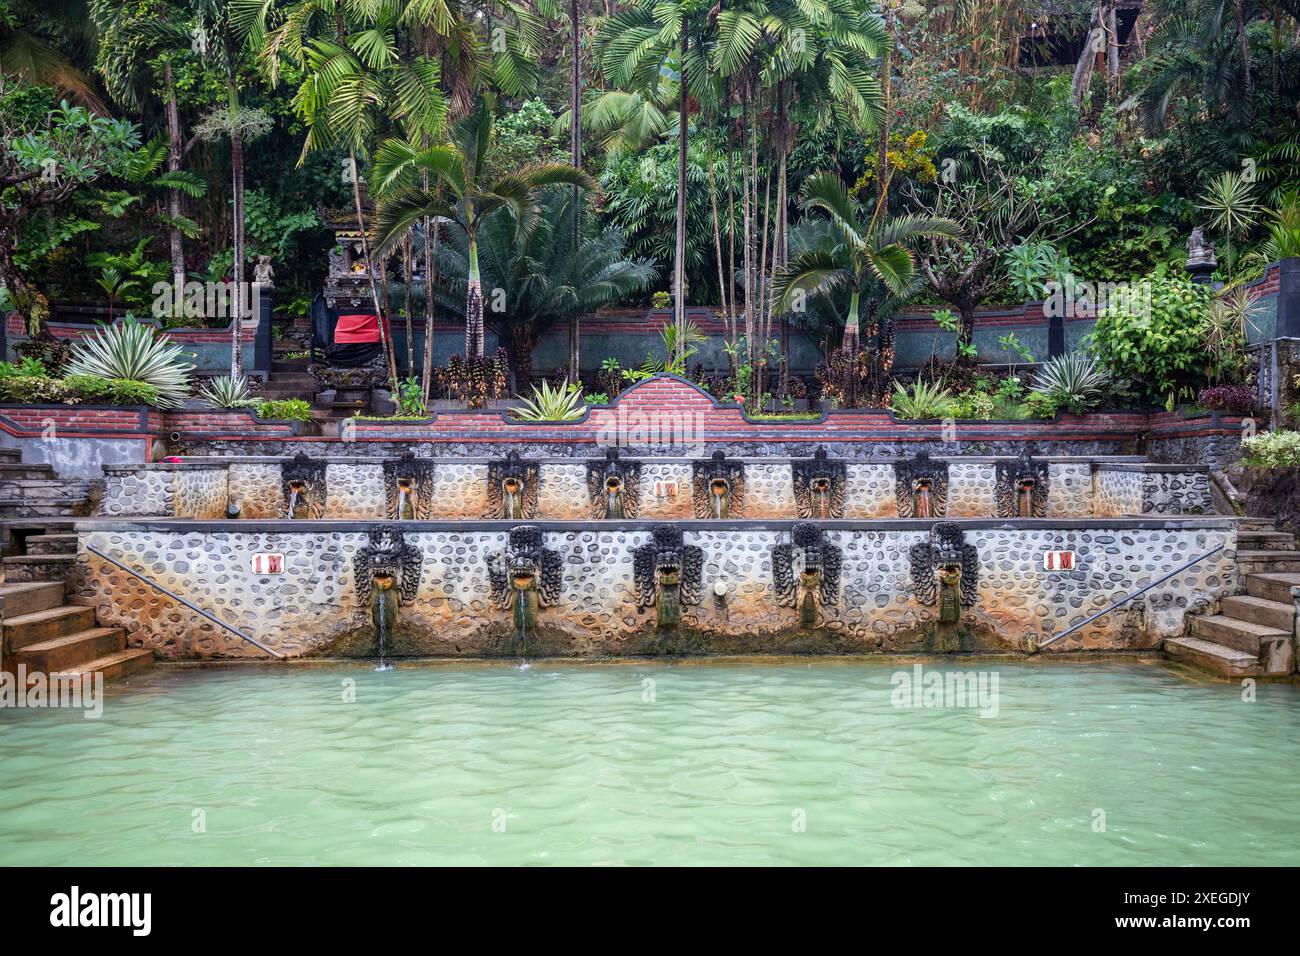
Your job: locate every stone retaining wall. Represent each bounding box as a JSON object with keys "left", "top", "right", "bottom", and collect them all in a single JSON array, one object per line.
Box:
[{"left": 75, "top": 518, "right": 1236, "bottom": 660}]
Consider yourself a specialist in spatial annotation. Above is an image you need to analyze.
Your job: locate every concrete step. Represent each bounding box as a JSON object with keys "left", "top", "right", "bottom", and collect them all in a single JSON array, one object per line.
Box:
[
  {"left": 1237, "top": 518, "right": 1277, "bottom": 531},
  {"left": 3, "top": 605, "right": 96, "bottom": 650},
  {"left": 24, "top": 533, "right": 77, "bottom": 555},
  {"left": 0, "top": 498, "right": 81, "bottom": 518},
  {"left": 1190, "top": 614, "right": 1289, "bottom": 655},
  {"left": 0, "top": 464, "right": 55, "bottom": 479},
  {"left": 1219, "top": 594, "right": 1294, "bottom": 631},
  {"left": 60, "top": 647, "right": 154, "bottom": 682},
  {"left": 0, "top": 581, "right": 64, "bottom": 617},
  {"left": 1246, "top": 572, "right": 1300, "bottom": 604},
  {"left": 1165, "top": 637, "right": 1261, "bottom": 677},
  {"left": 1236, "top": 551, "right": 1300, "bottom": 574},
  {"left": 3, "top": 554, "right": 76, "bottom": 585},
  {"left": 1238, "top": 530, "right": 1297, "bottom": 551},
  {"left": 17, "top": 627, "right": 123, "bottom": 673}
]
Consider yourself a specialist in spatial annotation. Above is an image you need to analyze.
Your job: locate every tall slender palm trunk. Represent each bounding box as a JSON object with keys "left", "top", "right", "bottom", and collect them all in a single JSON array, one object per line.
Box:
[
  {"left": 349, "top": 151, "right": 398, "bottom": 385},
  {"left": 164, "top": 66, "right": 185, "bottom": 297},
  {"left": 672, "top": 28, "right": 689, "bottom": 367},
  {"left": 466, "top": 232, "right": 484, "bottom": 358},
  {"left": 568, "top": 0, "right": 583, "bottom": 382}
]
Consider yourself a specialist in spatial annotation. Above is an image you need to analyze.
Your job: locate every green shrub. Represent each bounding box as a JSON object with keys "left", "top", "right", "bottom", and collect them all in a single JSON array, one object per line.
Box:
[
  {"left": 0, "top": 357, "right": 47, "bottom": 379},
  {"left": 1088, "top": 274, "right": 1213, "bottom": 409},
  {"left": 396, "top": 377, "right": 428, "bottom": 417},
  {"left": 0, "top": 375, "right": 71, "bottom": 404},
  {"left": 1025, "top": 391, "right": 1058, "bottom": 419},
  {"left": 1240, "top": 431, "right": 1300, "bottom": 469},
  {"left": 255, "top": 398, "right": 312, "bottom": 423},
  {"left": 64, "top": 375, "right": 162, "bottom": 406},
  {"left": 951, "top": 390, "right": 995, "bottom": 419}
]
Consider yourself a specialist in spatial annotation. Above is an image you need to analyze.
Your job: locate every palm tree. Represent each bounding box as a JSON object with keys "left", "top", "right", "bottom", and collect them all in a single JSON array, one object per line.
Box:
[
  {"left": 597, "top": 0, "right": 718, "bottom": 365},
  {"left": 1, "top": 0, "right": 106, "bottom": 111},
  {"left": 372, "top": 96, "right": 595, "bottom": 360},
  {"left": 771, "top": 172, "right": 959, "bottom": 352},
  {"left": 430, "top": 188, "right": 655, "bottom": 385},
  {"left": 243, "top": 0, "right": 447, "bottom": 387}
]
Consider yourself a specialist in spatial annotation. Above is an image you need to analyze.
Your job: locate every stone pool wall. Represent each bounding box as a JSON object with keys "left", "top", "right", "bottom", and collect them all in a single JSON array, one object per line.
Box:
[
  {"left": 74, "top": 518, "right": 1236, "bottom": 660},
  {"left": 97, "top": 457, "right": 1215, "bottom": 521}
]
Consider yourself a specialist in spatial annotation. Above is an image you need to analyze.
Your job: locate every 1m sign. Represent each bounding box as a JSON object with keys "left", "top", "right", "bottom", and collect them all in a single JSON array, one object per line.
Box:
[
  {"left": 251, "top": 553, "right": 285, "bottom": 574},
  {"left": 1043, "top": 550, "right": 1075, "bottom": 571}
]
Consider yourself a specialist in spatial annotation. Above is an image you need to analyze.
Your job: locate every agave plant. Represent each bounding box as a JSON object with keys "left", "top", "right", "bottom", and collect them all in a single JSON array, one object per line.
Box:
[
  {"left": 198, "top": 375, "right": 256, "bottom": 409},
  {"left": 64, "top": 317, "right": 194, "bottom": 408},
  {"left": 889, "top": 379, "right": 956, "bottom": 420},
  {"left": 1030, "top": 354, "right": 1109, "bottom": 414},
  {"left": 512, "top": 379, "right": 587, "bottom": 422}
]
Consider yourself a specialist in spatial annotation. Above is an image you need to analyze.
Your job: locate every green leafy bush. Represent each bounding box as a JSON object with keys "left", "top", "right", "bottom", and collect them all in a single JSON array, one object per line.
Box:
[
  {"left": 1024, "top": 391, "right": 1059, "bottom": 419},
  {"left": 64, "top": 374, "right": 159, "bottom": 406},
  {"left": 0, "top": 375, "right": 71, "bottom": 404},
  {"left": 951, "top": 390, "right": 994, "bottom": 419},
  {"left": 396, "top": 377, "right": 428, "bottom": 418},
  {"left": 63, "top": 316, "right": 194, "bottom": 408},
  {"left": 255, "top": 398, "right": 312, "bottom": 423},
  {"left": 1088, "top": 275, "right": 1213, "bottom": 409},
  {"left": 1241, "top": 430, "right": 1300, "bottom": 469}
]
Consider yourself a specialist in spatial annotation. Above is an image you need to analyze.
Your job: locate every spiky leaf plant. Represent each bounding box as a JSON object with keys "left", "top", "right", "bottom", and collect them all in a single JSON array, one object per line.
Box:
[
  {"left": 512, "top": 379, "right": 587, "bottom": 422},
  {"left": 63, "top": 317, "right": 194, "bottom": 408},
  {"left": 1030, "top": 353, "right": 1110, "bottom": 414},
  {"left": 198, "top": 374, "right": 257, "bottom": 409},
  {"left": 889, "top": 379, "right": 956, "bottom": 420}
]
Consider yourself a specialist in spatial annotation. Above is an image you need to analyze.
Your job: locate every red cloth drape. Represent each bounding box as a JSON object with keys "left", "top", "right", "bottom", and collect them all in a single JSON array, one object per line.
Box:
[{"left": 335, "top": 313, "right": 388, "bottom": 343}]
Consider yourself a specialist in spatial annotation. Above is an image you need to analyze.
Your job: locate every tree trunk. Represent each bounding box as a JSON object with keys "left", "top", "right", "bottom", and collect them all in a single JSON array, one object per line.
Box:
[
  {"left": 0, "top": 240, "right": 50, "bottom": 338},
  {"left": 466, "top": 230, "right": 484, "bottom": 358},
  {"left": 842, "top": 289, "right": 861, "bottom": 353},
  {"left": 876, "top": 7, "right": 895, "bottom": 205},
  {"left": 230, "top": 127, "right": 244, "bottom": 380},
  {"left": 421, "top": 215, "right": 438, "bottom": 401},
  {"left": 348, "top": 151, "right": 398, "bottom": 385},
  {"left": 1234, "top": 0, "right": 1253, "bottom": 94},
  {"left": 673, "top": 27, "right": 689, "bottom": 367},
  {"left": 568, "top": 0, "right": 583, "bottom": 383},
  {"left": 957, "top": 302, "right": 977, "bottom": 361},
  {"left": 506, "top": 333, "right": 536, "bottom": 392},
  {"left": 164, "top": 65, "right": 185, "bottom": 297},
  {"left": 1070, "top": 10, "right": 1103, "bottom": 110},
  {"left": 402, "top": 233, "right": 415, "bottom": 375}
]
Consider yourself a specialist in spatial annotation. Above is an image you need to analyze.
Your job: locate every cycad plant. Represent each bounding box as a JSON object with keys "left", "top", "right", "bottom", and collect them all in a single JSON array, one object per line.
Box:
[
  {"left": 512, "top": 378, "right": 586, "bottom": 422},
  {"left": 64, "top": 317, "right": 194, "bottom": 408}
]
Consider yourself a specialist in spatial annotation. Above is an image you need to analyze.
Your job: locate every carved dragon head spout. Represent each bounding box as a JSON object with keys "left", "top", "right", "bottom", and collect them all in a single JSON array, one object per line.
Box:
[
  {"left": 586, "top": 448, "right": 642, "bottom": 519},
  {"left": 353, "top": 526, "right": 424, "bottom": 657},
  {"left": 692, "top": 451, "right": 745, "bottom": 519},
  {"left": 281, "top": 452, "right": 327, "bottom": 519},
  {"left": 792, "top": 447, "right": 847, "bottom": 519},
  {"left": 909, "top": 521, "right": 979, "bottom": 624},
  {"left": 772, "top": 522, "right": 842, "bottom": 627},
  {"left": 893, "top": 451, "right": 949, "bottom": 519},
  {"left": 487, "top": 525, "right": 563, "bottom": 652},
  {"left": 633, "top": 524, "right": 704, "bottom": 631},
  {"left": 486, "top": 451, "right": 539, "bottom": 519},
  {"left": 383, "top": 452, "right": 435, "bottom": 520},
  {"left": 995, "top": 449, "right": 1050, "bottom": 518}
]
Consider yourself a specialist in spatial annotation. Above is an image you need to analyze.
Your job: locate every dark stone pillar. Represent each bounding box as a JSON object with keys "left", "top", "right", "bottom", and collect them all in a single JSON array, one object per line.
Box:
[
  {"left": 254, "top": 285, "right": 273, "bottom": 378},
  {"left": 1046, "top": 311, "right": 1064, "bottom": 359},
  {"left": 1276, "top": 257, "right": 1300, "bottom": 338}
]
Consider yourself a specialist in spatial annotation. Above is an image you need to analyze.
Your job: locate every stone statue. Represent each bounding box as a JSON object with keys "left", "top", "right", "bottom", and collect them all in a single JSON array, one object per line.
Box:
[
  {"left": 252, "top": 255, "right": 275, "bottom": 287},
  {"left": 1185, "top": 226, "right": 1218, "bottom": 284}
]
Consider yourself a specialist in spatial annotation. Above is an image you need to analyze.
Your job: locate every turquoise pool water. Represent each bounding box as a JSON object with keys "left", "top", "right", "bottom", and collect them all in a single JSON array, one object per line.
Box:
[{"left": 1, "top": 659, "right": 1297, "bottom": 866}]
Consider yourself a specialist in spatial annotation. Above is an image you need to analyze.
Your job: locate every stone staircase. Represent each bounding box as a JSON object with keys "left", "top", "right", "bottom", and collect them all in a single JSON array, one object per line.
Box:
[
  {"left": 0, "top": 447, "right": 99, "bottom": 587},
  {"left": 0, "top": 580, "right": 152, "bottom": 682},
  {"left": 0, "top": 448, "right": 153, "bottom": 683},
  {"left": 1166, "top": 518, "right": 1299, "bottom": 677},
  {"left": 257, "top": 356, "right": 373, "bottom": 433}
]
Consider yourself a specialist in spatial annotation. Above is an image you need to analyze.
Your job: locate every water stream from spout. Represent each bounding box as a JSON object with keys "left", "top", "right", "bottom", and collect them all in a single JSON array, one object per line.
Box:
[
  {"left": 397, "top": 487, "right": 410, "bottom": 520},
  {"left": 286, "top": 488, "right": 301, "bottom": 519}
]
